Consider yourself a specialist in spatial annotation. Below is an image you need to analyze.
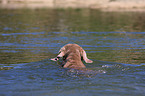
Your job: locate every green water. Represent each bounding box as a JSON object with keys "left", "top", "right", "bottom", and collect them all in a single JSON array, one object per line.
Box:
[{"left": 0, "top": 9, "right": 145, "bottom": 96}]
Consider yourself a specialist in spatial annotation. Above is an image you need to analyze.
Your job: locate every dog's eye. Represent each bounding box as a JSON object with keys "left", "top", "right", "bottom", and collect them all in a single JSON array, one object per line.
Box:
[{"left": 57, "top": 56, "right": 60, "bottom": 58}]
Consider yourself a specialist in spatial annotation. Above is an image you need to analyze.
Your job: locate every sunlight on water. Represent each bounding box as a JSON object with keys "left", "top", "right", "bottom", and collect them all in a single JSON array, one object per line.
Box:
[{"left": 0, "top": 9, "right": 145, "bottom": 96}]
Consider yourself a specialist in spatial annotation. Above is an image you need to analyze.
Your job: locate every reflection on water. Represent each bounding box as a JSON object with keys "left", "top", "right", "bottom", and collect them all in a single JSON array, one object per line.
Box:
[
  {"left": 0, "top": 9, "right": 144, "bottom": 64},
  {"left": 0, "top": 59, "right": 145, "bottom": 96},
  {"left": 0, "top": 9, "right": 145, "bottom": 96},
  {"left": 0, "top": 31, "right": 144, "bottom": 64}
]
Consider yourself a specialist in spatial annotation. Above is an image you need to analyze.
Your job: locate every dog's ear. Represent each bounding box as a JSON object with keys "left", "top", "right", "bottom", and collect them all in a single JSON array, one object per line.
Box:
[
  {"left": 57, "top": 46, "right": 65, "bottom": 57},
  {"left": 82, "top": 50, "right": 93, "bottom": 63}
]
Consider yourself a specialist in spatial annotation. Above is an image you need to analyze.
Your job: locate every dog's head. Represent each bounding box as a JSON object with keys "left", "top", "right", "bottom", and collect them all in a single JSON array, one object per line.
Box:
[{"left": 51, "top": 44, "right": 93, "bottom": 63}]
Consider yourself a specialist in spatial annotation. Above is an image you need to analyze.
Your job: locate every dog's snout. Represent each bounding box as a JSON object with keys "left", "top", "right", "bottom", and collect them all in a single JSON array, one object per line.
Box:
[{"left": 55, "top": 57, "right": 60, "bottom": 60}]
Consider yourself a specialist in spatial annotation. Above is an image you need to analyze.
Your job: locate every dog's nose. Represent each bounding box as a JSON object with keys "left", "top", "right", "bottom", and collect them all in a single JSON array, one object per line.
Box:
[
  {"left": 55, "top": 58, "right": 58, "bottom": 61},
  {"left": 55, "top": 57, "right": 60, "bottom": 60}
]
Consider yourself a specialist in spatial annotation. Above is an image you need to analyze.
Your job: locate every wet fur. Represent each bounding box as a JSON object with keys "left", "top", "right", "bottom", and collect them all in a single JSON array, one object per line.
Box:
[{"left": 51, "top": 44, "right": 93, "bottom": 69}]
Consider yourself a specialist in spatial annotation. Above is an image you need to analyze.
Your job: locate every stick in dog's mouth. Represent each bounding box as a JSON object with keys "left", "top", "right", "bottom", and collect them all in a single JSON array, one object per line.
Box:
[{"left": 51, "top": 44, "right": 93, "bottom": 69}]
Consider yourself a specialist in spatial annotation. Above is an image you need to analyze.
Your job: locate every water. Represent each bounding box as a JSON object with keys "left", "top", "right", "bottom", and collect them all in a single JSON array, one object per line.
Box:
[{"left": 0, "top": 9, "right": 145, "bottom": 96}]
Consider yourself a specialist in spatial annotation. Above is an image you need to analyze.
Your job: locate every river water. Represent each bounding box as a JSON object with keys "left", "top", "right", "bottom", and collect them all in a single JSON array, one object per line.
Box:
[{"left": 0, "top": 9, "right": 145, "bottom": 96}]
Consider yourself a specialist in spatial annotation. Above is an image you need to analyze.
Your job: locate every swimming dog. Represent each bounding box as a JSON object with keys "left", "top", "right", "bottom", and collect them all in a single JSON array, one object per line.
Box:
[{"left": 51, "top": 44, "right": 93, "bottom": 69}]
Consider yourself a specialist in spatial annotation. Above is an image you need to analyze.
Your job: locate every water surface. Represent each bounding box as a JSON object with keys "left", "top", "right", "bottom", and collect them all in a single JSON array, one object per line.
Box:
[{"left": 0, "top": 9, "right": 145, "bottom": 96}]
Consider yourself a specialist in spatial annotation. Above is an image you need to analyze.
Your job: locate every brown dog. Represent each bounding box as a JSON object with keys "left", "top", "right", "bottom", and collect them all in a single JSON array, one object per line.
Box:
[{"left": 51, "top": 44, "right": 93, "bottom": 69}]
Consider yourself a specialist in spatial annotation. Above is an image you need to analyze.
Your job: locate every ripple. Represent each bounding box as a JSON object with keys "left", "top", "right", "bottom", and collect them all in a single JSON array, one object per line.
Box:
[{"left": 1, "top": 32, "right": 45, "bottom": 36}]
